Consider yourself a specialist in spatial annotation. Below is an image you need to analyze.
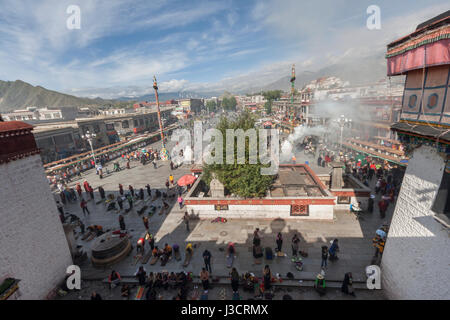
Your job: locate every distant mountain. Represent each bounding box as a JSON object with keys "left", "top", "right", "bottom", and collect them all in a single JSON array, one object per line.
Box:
[
  {"left": 251, "top": 53, "right": 388, "bottom": 93},
  {"left": 118, "top": 91, "right": 221, "bottom": 102},
  {"left": 0, "top": 80, "right": 117, "bottom": 112}
]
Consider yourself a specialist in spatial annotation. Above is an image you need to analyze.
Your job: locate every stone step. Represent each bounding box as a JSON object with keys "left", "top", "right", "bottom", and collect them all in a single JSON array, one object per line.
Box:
[{"left": 98, "top": 275, "right": 369, "bottom": 289}]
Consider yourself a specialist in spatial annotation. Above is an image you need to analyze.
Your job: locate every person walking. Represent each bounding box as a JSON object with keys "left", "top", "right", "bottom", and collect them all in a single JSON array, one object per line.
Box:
[
  {"left": 119, "top": 184, "right": 124, "bottom": 196},
  {"left": 321, "top": 245, "right": 328, "bottom": 269},
  {"left": 127, "top": 194, "right": 133, "bottom": 210},
  {"left": 76, "top": 183, "right": 82, "bottom": 199},
  {"left": 178, "top": 196, "right": 183, "bottom": 209},
  {"left": 253, "top": 228, "right": 261, "bottom": 246},
  {"left": 98, "top": 186, "right": 105, "bottom": 200},
  {"left": 143, "top": 216, "right": 149, "bottom": 230},
  {"left": 230, "top": 268, "right": 240, "bottom": 293},
  {"left": 148, "top": 233, "right": 155, "bottom": 250},
  {"left": 276, "top": 232, "right": 283, "bottom": 253},
  {"left": 88, "top": 185, "right": 94, "bottom": 201},
  {"left": 117, "top": 195, "right": 123, "bottom": 210},
  {"left": 200, "top": 268, "right": 210, "bottom": 293},
  {"left": 291, "top": 234, "right": 300, "bottom": 257},
  {"left": 165, "top": 179, "right": 170, "bottom": 190},
  {"left": 202, "top": 249, "right": 212, "bottom": 273},
  {"left": 129, "top": 185, "right": 135, "bottom": 198},
  {"left": 169, "top": 174, "right": 174, "bottom": 186},
  {"left": 146, "top": 184, "right": 151, "bottom": 198},
  {"left": 80, "top": 199, "right": 90, "bottom": 216},
  {"left": 119, "top": 215, "right": 126, "bottom": 230},
  {"left": 378, "top": 199, "right": 388, "bottom": 219},
  {"left": 368, "top": 194, "right": 375, "bottom": 213},
  {"left": 329, "top": 239, "right": 339, "bottom": 261},
  {"left": 341, "top": 272, "right": 355, "bottom": 296},
  {"left": 183, "top": 211, "right": 190, "bottom": 231}
]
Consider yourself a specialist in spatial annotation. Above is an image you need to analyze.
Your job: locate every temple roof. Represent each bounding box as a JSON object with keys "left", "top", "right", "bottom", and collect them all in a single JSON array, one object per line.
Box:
[
  {"left": 386, "top": 11, "right": 450, "bottom": 76},
  {"left": 391, "top": 122, "right": 450, "bottom": 143},
  {"left": 0, "top": 121, "right": 33, "bottom": 133},
  {"left": 387, "top": 10, "right": 450, "bottom": 50}
]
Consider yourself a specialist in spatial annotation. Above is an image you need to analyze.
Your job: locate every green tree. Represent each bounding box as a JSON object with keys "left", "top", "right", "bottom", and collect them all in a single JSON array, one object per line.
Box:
[
  {"left": 221, "top": 95, "right": 237, "bottom": 111},
  {"left": 264, "top": 100, "right": 272, "bottom": 115},
  {"left": 202, "top": 111, "right": 275, "bottom": 198},
  {"left": 262, "top": 90, "right": 282, "bottom": 101},
  {"left": 206, "top": 100, "right": 217, "bottom": 112}
]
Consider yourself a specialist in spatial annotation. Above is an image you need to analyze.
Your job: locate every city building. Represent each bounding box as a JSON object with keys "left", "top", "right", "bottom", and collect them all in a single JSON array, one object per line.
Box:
[
  {"left": 380, "top": 11, "right": 450, "bottom": 300},
  {"left": 178, "top": 98, "right": 204, "bottom": 114},
  {"left": 33, "top": 124, "right": 83, "bottom": 163},
  {"left": 76, "top": 107, "right": 174, "bottom": 148},
  {"left": 3, "top": 106, "right": 79, "bottom": 122},
  {"left": 0, "top": 121, "right": 72, "bottom": 299}
]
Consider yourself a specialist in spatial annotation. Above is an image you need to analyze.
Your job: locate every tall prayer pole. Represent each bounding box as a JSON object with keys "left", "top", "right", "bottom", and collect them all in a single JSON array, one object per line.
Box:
[
  {"left": 290, "top": 64, "right": 296, "bottom": 128},
  {"left": 153, "top": 75, "right": 169, "bottom": 160}
]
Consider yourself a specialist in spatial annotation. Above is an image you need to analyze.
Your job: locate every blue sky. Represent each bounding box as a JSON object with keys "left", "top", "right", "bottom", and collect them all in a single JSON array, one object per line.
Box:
[{"left": 0, "top": 0, "right": 448, "bottom": 98}]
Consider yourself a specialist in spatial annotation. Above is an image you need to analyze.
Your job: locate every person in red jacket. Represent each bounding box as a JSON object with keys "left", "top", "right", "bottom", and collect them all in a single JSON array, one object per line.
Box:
[
  {"left": 76, "top": 183, "right": 82, "bottom": 198},
  {"left": 378, "top": 199, "right": 388, "bottom": 219},
  {"left": 80, "top": 199, "right": 90, "bottom": 216},
  {"left": 88, "top": 186, "right": 94, "bottom": 200},
  {"left": 83, "top": 180, "right": 89, "bottom": 193}
]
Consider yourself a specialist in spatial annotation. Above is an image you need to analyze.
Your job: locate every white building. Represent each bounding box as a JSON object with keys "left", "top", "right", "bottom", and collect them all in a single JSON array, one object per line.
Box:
[
  {"left": 0, "top": 121, "right": 72, "bottom": 299},
  {"left": 381, "top": 12, "right": 450, "bottom": 300}
]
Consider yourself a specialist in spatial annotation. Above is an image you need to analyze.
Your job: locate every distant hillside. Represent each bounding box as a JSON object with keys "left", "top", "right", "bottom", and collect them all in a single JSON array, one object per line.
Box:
[
  {"left": 251, "top": 52, "right": 388, "bottom": 93},
  {"left": 0, "top": 80, "right": 115, "bottom": 112},
  {"left": 118, "top": 91, "right": 220, "bottom": 102}
]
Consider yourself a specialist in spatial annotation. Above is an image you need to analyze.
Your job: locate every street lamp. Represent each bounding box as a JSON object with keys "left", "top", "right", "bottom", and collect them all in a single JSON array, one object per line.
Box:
[
  {"left": 337, "top": 115, "right": 352, "bottom": 151},
  {"left": 82, "top": 130, "right": 97, "bottom": 167}
]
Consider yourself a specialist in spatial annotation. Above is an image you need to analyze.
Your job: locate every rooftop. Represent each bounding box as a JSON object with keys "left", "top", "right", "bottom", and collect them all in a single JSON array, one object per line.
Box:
[{"left": 270, "top": 165, "right": 328, "bottom": 197}]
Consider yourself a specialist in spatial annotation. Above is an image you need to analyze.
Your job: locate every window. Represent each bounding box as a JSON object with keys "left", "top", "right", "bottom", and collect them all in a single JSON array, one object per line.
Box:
[
  {"left": 106, "top": 123, "right": 114, "bottom": 131},
  {"left": 432, "top": 168, "right": 450, "bottom": 224},
  {"left": 122, "top": 120, "right": 129, "bottom": 128},
  {"left": 337, "top": 196, "right": 351, "bottom": 204},
  {"left": 214, "top": 204, "right": 228, "bottom": 211},
  {"left": 408, "top": 94, "right": 417, "bottom": 108},
  {"left": 427, "top": 93, "right": 438, "bottom": 109},
  {"left": 290, "top": 204, "right": 309, "bottom": 216}
]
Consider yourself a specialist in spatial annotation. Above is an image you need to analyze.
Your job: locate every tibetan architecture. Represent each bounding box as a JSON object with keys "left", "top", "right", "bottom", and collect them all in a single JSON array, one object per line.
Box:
[
  {"left": 0, "top": 121, "right": 73, "bottom": 299},
  {"left": 185, "top": 164, "right": 370, "bottom": 220},
  {"left": 381, "top": 11, "right": 450, "bottom": 300}
]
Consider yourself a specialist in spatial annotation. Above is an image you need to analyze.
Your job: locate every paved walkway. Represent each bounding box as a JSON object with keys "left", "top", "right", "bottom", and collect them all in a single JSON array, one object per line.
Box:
[{"left": 56, "top": 136, "right": 395, "bottom": 299}]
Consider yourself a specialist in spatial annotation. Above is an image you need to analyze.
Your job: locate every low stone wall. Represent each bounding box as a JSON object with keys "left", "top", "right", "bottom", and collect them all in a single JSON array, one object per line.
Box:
[
  {"left": 331, "top": 175, "right": 371, "bottom": 211},
  {"left": 185, "top": 203, "right": 334, "bottom": 220}
]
